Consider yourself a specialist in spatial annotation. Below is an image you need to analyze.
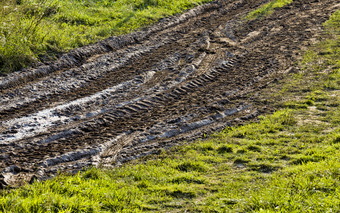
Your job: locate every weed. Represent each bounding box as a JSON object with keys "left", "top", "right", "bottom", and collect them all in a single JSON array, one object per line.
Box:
[
  {"left": 196, "top": 143, "right": 215, "bottom": 152},
  {"left": 217, "top": 145, "right": 233, "bottom": 153},
  {"left": 331, "top": 134, "right": 340, "bottom": 144},
  {"left": 171, "top": 175, "right": 205, "bottom": 184},
  {"left": 247, "top": 163, "right": 280, "bottom": 173},
  {"left": 175, "top": 161, "right": 208, "bottom": 172},
  {"left": 245, "top": 0, "right": 293, "bottom": 20},
  {"left": 233, "top": 157, "right": 250, "bottom": 164},
  {"left": 81, "top": 167, "right": 102, "bottom": 180},
  {"left": 165, "top": 189, "right": 196, "bottom": 198},
  {"left": 246, "top": 145, "right": 262, "bottom": 152},
  {"left": 236, "top": 148, "right": 247, "bottom": 154},
  {"left": 290, "top": 155, "right": 322, "bottom": 165}
]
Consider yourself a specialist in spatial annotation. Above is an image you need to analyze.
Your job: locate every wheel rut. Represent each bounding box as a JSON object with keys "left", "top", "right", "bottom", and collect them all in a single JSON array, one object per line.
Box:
[{"left": 0, "top": 0, "right": 338, "bottom": 187}]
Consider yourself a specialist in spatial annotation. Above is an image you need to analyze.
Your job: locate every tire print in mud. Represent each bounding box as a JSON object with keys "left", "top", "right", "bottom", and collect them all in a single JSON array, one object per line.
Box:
[{"left": 0, "top": 0, "right": 338, "bottom": 187}]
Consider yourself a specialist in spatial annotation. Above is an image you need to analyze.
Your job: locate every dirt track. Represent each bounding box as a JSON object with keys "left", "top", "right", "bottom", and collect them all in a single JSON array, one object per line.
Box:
[{"left": 0, "top": 0, "right": 338, "bottom": 187}]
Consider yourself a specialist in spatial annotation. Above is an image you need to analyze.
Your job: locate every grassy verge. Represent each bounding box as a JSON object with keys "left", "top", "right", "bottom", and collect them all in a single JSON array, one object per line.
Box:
[
  {"left": 245, "top": 0, "right": 293, "bottom": 20},
  {"left": 0, "top": 5, "right": 339, "bottom": 213},
  {"left": 0, "top": 0, "right": 212, "bottom": 75}
]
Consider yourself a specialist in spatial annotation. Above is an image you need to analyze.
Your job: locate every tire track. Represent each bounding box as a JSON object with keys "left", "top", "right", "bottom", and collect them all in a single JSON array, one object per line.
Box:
[{"left": 0, "top": 0, "right": 337, "bottom": 187}]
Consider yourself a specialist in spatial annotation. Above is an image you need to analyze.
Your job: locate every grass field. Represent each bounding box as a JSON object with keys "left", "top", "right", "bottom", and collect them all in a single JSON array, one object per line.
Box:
[
  {"left": 0, "top": 0, "right": 211, "bottom": 74},
  {"left": 1, "top": 1, "right": 339, "bottom": 212}
]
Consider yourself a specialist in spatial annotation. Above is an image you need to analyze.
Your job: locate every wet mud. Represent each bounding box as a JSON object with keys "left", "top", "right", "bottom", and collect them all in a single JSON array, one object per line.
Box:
[{"left": 0, "top": 0, "right": 338, "bottom": 187}]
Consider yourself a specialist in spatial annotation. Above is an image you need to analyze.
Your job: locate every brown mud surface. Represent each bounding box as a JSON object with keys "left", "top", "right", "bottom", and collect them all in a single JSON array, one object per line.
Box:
[{"left": 0, "top": 0, "right": 338, "bottom": 187}]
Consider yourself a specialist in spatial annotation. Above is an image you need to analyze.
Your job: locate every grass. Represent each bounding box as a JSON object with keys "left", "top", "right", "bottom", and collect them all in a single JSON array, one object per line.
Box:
[
  {"left": 0, "top": 2, "right": 340, "bottom": 213},
  {"left": 0, "top": 0, "right": 212, "bottom": 75},
  {"left": 245, "top": 0, "right": 293, "bottom": 20}
]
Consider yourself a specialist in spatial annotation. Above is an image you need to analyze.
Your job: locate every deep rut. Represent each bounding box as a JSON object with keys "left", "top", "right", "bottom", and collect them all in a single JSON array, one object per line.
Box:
[{"left": 0, "top": 0, "right": 338, "bottom": 187}]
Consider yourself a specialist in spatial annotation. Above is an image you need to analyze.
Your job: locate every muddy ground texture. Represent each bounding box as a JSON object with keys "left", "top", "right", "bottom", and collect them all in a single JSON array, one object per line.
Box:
[{"left": 0, "top": 0, "right": 338, "bottom": 187}]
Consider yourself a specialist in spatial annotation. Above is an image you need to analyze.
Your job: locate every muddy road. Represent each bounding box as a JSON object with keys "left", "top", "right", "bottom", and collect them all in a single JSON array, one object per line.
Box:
[{"left": 0, "top": 0, "right": 338, "bottom": 186}]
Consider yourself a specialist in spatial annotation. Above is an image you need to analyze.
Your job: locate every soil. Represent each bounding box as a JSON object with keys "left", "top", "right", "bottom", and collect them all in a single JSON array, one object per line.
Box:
[{"left": 0, "top": 0, "right": 338, "bottom": 187}]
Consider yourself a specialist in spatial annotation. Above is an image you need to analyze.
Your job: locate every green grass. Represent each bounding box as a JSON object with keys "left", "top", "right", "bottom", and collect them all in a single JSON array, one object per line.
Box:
[
  {"left": 245, "top": 0, "right": 293, "bottom": 20},
  {"left": 0, "top": 0, "right": 212, "bottom": 74},
  {"left": 1, "top": 4, "right": 340, "bottom": 213}
]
